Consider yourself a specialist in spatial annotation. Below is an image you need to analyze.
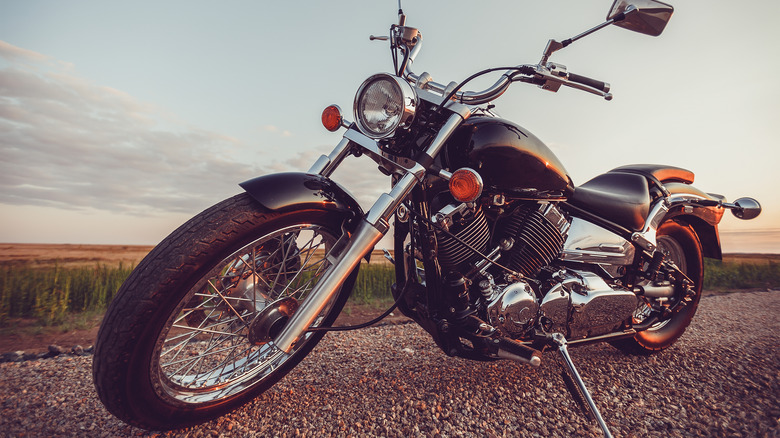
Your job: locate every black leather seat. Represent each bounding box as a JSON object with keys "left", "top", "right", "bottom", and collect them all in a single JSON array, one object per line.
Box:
[
  {"left": 569, "top": 172, "right": 651, "bottom": 231},
  {"left": 610, "top": 164, "right": 694, "bottom": 184}
]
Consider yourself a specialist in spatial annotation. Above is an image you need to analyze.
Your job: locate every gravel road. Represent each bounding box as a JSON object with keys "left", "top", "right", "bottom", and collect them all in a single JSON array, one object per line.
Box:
[{"left": 1, "top": 291, "right": 778, "bottom": 437}]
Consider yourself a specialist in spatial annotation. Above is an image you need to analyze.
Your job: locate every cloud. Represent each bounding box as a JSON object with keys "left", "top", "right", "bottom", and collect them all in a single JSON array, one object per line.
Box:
[
  {"left": 0, "top": 40, "right": 394, "bottom": 227},
  {"left": 0, "top": 40, "right": 53, "bottom": 65},
  {"left": 261, "top": 124, "right": 292, "bottom": 137},
  {"left": 0, "top": 40, "right": 268, "bottom": 216}
]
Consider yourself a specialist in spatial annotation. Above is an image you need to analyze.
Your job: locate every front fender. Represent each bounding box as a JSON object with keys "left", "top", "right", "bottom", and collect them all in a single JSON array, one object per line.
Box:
[{"left": 239, "top": 172, "right": 364, "bottom": 223}]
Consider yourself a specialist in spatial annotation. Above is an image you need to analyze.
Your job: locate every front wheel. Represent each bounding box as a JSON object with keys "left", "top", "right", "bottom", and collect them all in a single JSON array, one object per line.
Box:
[
  {"left": 92, "top": 193, "right": 358, "bottom": 430},
  {"left": 613, "top": 219, "right": 704, "bottom": 354}
]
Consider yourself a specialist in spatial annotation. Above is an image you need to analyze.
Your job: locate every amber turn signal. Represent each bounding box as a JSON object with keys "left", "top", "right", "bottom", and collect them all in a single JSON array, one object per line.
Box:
[
  {"left": 321, "top": 105, "right": 343, "bottom": 132},
  {"left": 449, "top": 168, "right": 483, "bottom": 203}
]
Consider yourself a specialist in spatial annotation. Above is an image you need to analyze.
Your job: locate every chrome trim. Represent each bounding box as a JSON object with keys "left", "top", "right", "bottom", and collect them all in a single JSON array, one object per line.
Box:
[
  {"left": 343, "top": 129, "right": 423, "bottom": 177},
  {"left": 308, "top": 137, "right": 352, "bottom": 177},
  {"left": 423, "top": 112, "right": 468, "bottom": 157},
  {"left": 487, "top": 281, "right": 538, "bottom": 338},
  {"left": 415, "top": 88, "right": 471, "bottom": 119},
  {"left": 561, "top": 218, "right": 635, "bottom": 266},
  {"left": 631, "top": 199, "right": 670, "bottom": 252}
]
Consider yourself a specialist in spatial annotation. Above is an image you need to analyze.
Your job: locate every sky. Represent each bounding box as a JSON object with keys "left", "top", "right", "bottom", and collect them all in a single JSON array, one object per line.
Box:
[{"left": 0, "top": 0, "right": 778, "bottom": 254}]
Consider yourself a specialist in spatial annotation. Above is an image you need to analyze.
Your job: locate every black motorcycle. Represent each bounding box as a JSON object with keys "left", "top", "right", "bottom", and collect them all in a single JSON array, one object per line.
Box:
[{"left": 93, "top": 1, "right": 761, "bottom": 436}]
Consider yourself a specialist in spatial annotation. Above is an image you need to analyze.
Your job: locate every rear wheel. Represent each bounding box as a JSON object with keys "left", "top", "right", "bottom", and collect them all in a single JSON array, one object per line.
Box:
[
  {"left": 613, "top": 220, "right": 703, "bottom": 354},
  {"left": 93, "top": 193, "right": 358, "bottom": 430}
]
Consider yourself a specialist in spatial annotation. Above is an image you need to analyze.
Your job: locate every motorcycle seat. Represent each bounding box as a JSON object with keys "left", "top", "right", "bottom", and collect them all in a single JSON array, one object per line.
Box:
[
  {"left": 569, "top": 172, "right": 650, "bottom": 231},
  {"left": 609, "top": 164, "right": 694, "bottom": 184}
]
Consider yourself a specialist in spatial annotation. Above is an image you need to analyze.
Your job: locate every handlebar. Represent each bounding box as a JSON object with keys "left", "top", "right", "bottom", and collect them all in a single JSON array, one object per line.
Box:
[
  {"left": 396, "top": 29, "right": 612, "bottom": 104},
  {"left": 568, "top": 73, "right": 610, "bottom": 94}
]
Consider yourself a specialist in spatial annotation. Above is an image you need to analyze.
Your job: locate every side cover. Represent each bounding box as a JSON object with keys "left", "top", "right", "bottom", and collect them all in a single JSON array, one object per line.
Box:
[{"left": 239, "top": 172, "right": 364, "bottom": 220}]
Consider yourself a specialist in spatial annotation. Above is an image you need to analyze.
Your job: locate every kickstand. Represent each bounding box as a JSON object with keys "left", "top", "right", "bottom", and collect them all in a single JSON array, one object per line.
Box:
[{"left": 551, "top": 333, "right": 613, "bottom": 438}]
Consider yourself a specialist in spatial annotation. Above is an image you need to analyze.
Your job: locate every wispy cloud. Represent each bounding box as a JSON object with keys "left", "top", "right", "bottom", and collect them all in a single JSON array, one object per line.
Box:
[
  {"left": 0, "top": 40, "right": 268, "bottom": 215},
  {"left": 261, "top": 124, "right": 292, "bottom": 137}
]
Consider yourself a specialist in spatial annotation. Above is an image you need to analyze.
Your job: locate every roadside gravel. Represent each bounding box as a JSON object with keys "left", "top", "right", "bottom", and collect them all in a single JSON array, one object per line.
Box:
[{"left": 1, "top": 291, "right": 778, "bottom": 437}]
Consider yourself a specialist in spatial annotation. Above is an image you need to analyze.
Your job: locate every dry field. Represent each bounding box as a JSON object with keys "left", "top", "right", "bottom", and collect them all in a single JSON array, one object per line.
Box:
[
  {"left": 0, "top": 243, "right": 155, "bottom": 268},
  {"left": 1, "top": 243, "right": 775, "bottom": 267}
]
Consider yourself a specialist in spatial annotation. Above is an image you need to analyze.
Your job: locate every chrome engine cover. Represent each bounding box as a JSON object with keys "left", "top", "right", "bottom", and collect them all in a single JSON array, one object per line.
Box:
[
  {"left": 540, "top": 270, "right": 637, "bottom": 339},
  {"left": 486, "top": 281, "right": 538, "bottom": 337},
  {"left": 560, "top": 218, "right": 635, "bottom": 278}
]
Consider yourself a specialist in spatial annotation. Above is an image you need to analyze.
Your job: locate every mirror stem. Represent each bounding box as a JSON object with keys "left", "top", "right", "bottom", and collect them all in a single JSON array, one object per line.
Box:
[
  {"left": 540, "top": 6, "right": 633, "bottom": 64},
  {"left": 565, "top": 17, "right": 619, "bottom": 46}
]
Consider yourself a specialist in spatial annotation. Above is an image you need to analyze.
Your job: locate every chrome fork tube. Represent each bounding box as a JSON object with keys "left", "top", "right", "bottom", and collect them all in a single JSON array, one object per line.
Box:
[
  {"left": 308, "top": 137, "right": 352, "bottom": 177},
  {"left": 273, "top": 218, "right": 384, "bottom": 352},
  {"left": 273, "top": 171, "right": 423, "bottom": 353},
  {"left": 274, "top": 114, "right": 464, "bottom": 353}
]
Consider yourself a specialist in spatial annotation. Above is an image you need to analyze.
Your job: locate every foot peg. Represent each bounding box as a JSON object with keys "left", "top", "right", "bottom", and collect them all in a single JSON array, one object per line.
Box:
[
  {"left": 552, "top": 333, "right": 613, "bottom": 438},
  {"left": 495, "top": 337, "right": 542, "bottom": 367}
]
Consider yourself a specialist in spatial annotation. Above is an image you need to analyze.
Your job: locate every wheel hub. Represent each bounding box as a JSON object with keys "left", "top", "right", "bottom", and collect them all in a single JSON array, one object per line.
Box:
[{"left": 247, "top": 297, "right": 299, "bottom": 345}]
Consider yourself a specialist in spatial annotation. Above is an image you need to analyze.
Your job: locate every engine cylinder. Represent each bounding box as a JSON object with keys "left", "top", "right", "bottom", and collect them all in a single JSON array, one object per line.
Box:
[
  {"left": 502, "top": 203, "right": 569, "bottom": 277},
  {"left": 435, "top": 208, "right": 490, "bottom": 269}
]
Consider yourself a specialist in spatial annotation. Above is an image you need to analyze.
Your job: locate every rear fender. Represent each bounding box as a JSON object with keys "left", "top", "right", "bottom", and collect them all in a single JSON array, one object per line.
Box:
[
  {"left": 664, "top": 182, "right": 724, "bottom": 260},
  {"left": 239, "top": 172, "right": 364, "bottom": 229}
]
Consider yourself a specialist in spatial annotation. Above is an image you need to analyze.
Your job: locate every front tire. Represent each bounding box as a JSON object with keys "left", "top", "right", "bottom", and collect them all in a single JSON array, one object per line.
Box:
[
  {"left": 92, "top": 193, "right": 358, "bottom": 430},
  {"left": 613, "top": 219, "right": 703, "bottom": 354}
]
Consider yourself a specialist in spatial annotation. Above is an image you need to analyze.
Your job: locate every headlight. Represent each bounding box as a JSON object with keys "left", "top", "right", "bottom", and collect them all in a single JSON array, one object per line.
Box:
[{"left": 353, "top": 74, "right": 417, "bottom": 139}]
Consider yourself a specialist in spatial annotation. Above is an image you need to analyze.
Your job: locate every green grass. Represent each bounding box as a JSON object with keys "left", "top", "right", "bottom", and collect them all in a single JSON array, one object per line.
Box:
[
  {"left": 0, "top": 261, "right": 395, "bottom": 327},
  {"left": 0, "top": 263, "right": 133, "bottom": 326},
  {"left": 350, "top": 263, "right": 395, "bottom": 304},
  {"left": 703, "top": 258, "right": 780, "bottom": 291},
  {"left": 1, "top": 256, "right": 776, "bottom": 327}
]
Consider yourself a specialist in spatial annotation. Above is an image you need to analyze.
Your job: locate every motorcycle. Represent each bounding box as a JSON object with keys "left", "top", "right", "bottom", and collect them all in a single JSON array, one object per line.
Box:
[{"left": 93, "top": 1, "right": 762, "bottom": 436}]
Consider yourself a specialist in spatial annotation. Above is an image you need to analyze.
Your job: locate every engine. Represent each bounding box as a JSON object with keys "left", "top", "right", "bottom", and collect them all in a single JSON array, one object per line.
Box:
[
  {"left": 486, "top": 270, "right": 638, "bottom": 339},
  {"left": 431, "top": 200, "right": 637, "bottom": 340}
]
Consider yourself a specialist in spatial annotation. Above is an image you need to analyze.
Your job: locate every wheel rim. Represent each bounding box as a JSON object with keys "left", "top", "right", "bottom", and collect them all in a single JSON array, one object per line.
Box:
[
  {"left": 150, "top": 223, "right": 338, "bottom": 405},
  {"left": 632, "top": 234, "right": 688, "bottom": 331}
]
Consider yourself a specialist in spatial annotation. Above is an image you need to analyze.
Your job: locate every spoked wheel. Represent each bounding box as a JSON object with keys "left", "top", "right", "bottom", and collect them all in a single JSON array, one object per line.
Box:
[
  {"left": 93, "top": 193, "right": 358, "bottom": 430},
  {"left": 613, "top": 219, "right": 703, "bottom": 354}
]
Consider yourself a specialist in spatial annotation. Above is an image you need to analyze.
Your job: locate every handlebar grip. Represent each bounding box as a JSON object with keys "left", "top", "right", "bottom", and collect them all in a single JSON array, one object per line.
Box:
[{"left": 568, "top": 73, "right": 610, "bottom": 93}]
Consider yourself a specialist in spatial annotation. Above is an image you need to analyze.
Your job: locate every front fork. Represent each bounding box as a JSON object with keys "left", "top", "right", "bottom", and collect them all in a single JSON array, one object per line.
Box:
[{"left": 273, "top": 113, "right": 465, "bottom": 353}]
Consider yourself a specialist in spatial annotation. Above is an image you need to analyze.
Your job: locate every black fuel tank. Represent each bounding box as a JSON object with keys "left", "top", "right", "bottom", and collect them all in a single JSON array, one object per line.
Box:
[{"left": 442, "top": 117, "right": 574, "bottom": 200}]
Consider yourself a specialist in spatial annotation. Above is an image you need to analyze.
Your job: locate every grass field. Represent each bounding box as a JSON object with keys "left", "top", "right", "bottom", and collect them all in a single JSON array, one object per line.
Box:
[{"left": 0, "top": 244, "right": 777, "bottom": 327}]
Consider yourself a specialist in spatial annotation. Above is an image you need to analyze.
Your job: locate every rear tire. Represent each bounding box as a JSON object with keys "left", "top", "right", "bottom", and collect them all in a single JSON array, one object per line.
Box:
[
  {"left": 613, "top": 220, "right": 703, "bottom": 354},
  {"left": 92, "top": 193, "right": 358, "bottom": 430}
]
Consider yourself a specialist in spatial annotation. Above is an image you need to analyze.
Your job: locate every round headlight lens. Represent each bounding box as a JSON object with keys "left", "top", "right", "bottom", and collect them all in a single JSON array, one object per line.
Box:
[{"left": 354, "top": 74, "right": 416, "bottom": 139}]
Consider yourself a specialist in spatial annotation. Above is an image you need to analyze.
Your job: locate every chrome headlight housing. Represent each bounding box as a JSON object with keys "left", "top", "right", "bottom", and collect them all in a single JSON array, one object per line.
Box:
[{"left": 353, "top": 74, "right": 417, "bottom": 139}]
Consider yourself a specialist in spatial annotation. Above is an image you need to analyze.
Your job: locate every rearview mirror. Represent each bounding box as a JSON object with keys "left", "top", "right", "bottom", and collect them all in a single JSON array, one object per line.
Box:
[
  {"left": 608, "top": 0, "right": 674, "bottom": 37},
  {"left": 730, "top": 197, "right": 762, "bottom": 220}
]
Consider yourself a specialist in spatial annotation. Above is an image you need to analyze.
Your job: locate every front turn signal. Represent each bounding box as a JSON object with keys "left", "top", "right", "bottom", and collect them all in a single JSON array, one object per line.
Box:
[
  {"left": 321, "top": 104, "right": 343, "bottom": 132},
  {"left": 449, "top": 168, "right": 483, "bottom": 203}
]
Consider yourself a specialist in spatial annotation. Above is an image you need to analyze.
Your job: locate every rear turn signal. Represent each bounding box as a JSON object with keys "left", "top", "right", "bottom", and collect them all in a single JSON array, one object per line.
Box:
[
  {"left": 321, "top": 105, "right": 343, "bottom": 132},
  {"left": 449, "top": 168, "right": 483, "bottom": 203}
]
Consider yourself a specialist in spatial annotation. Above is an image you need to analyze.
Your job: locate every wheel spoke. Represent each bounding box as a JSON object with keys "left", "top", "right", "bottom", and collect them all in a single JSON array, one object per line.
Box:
[
  {"left": 206, "top": 279, "right": 248, "bottom": 324},
  {"left": 152, "top": 222, "right": 344, "bottom": 403}
]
